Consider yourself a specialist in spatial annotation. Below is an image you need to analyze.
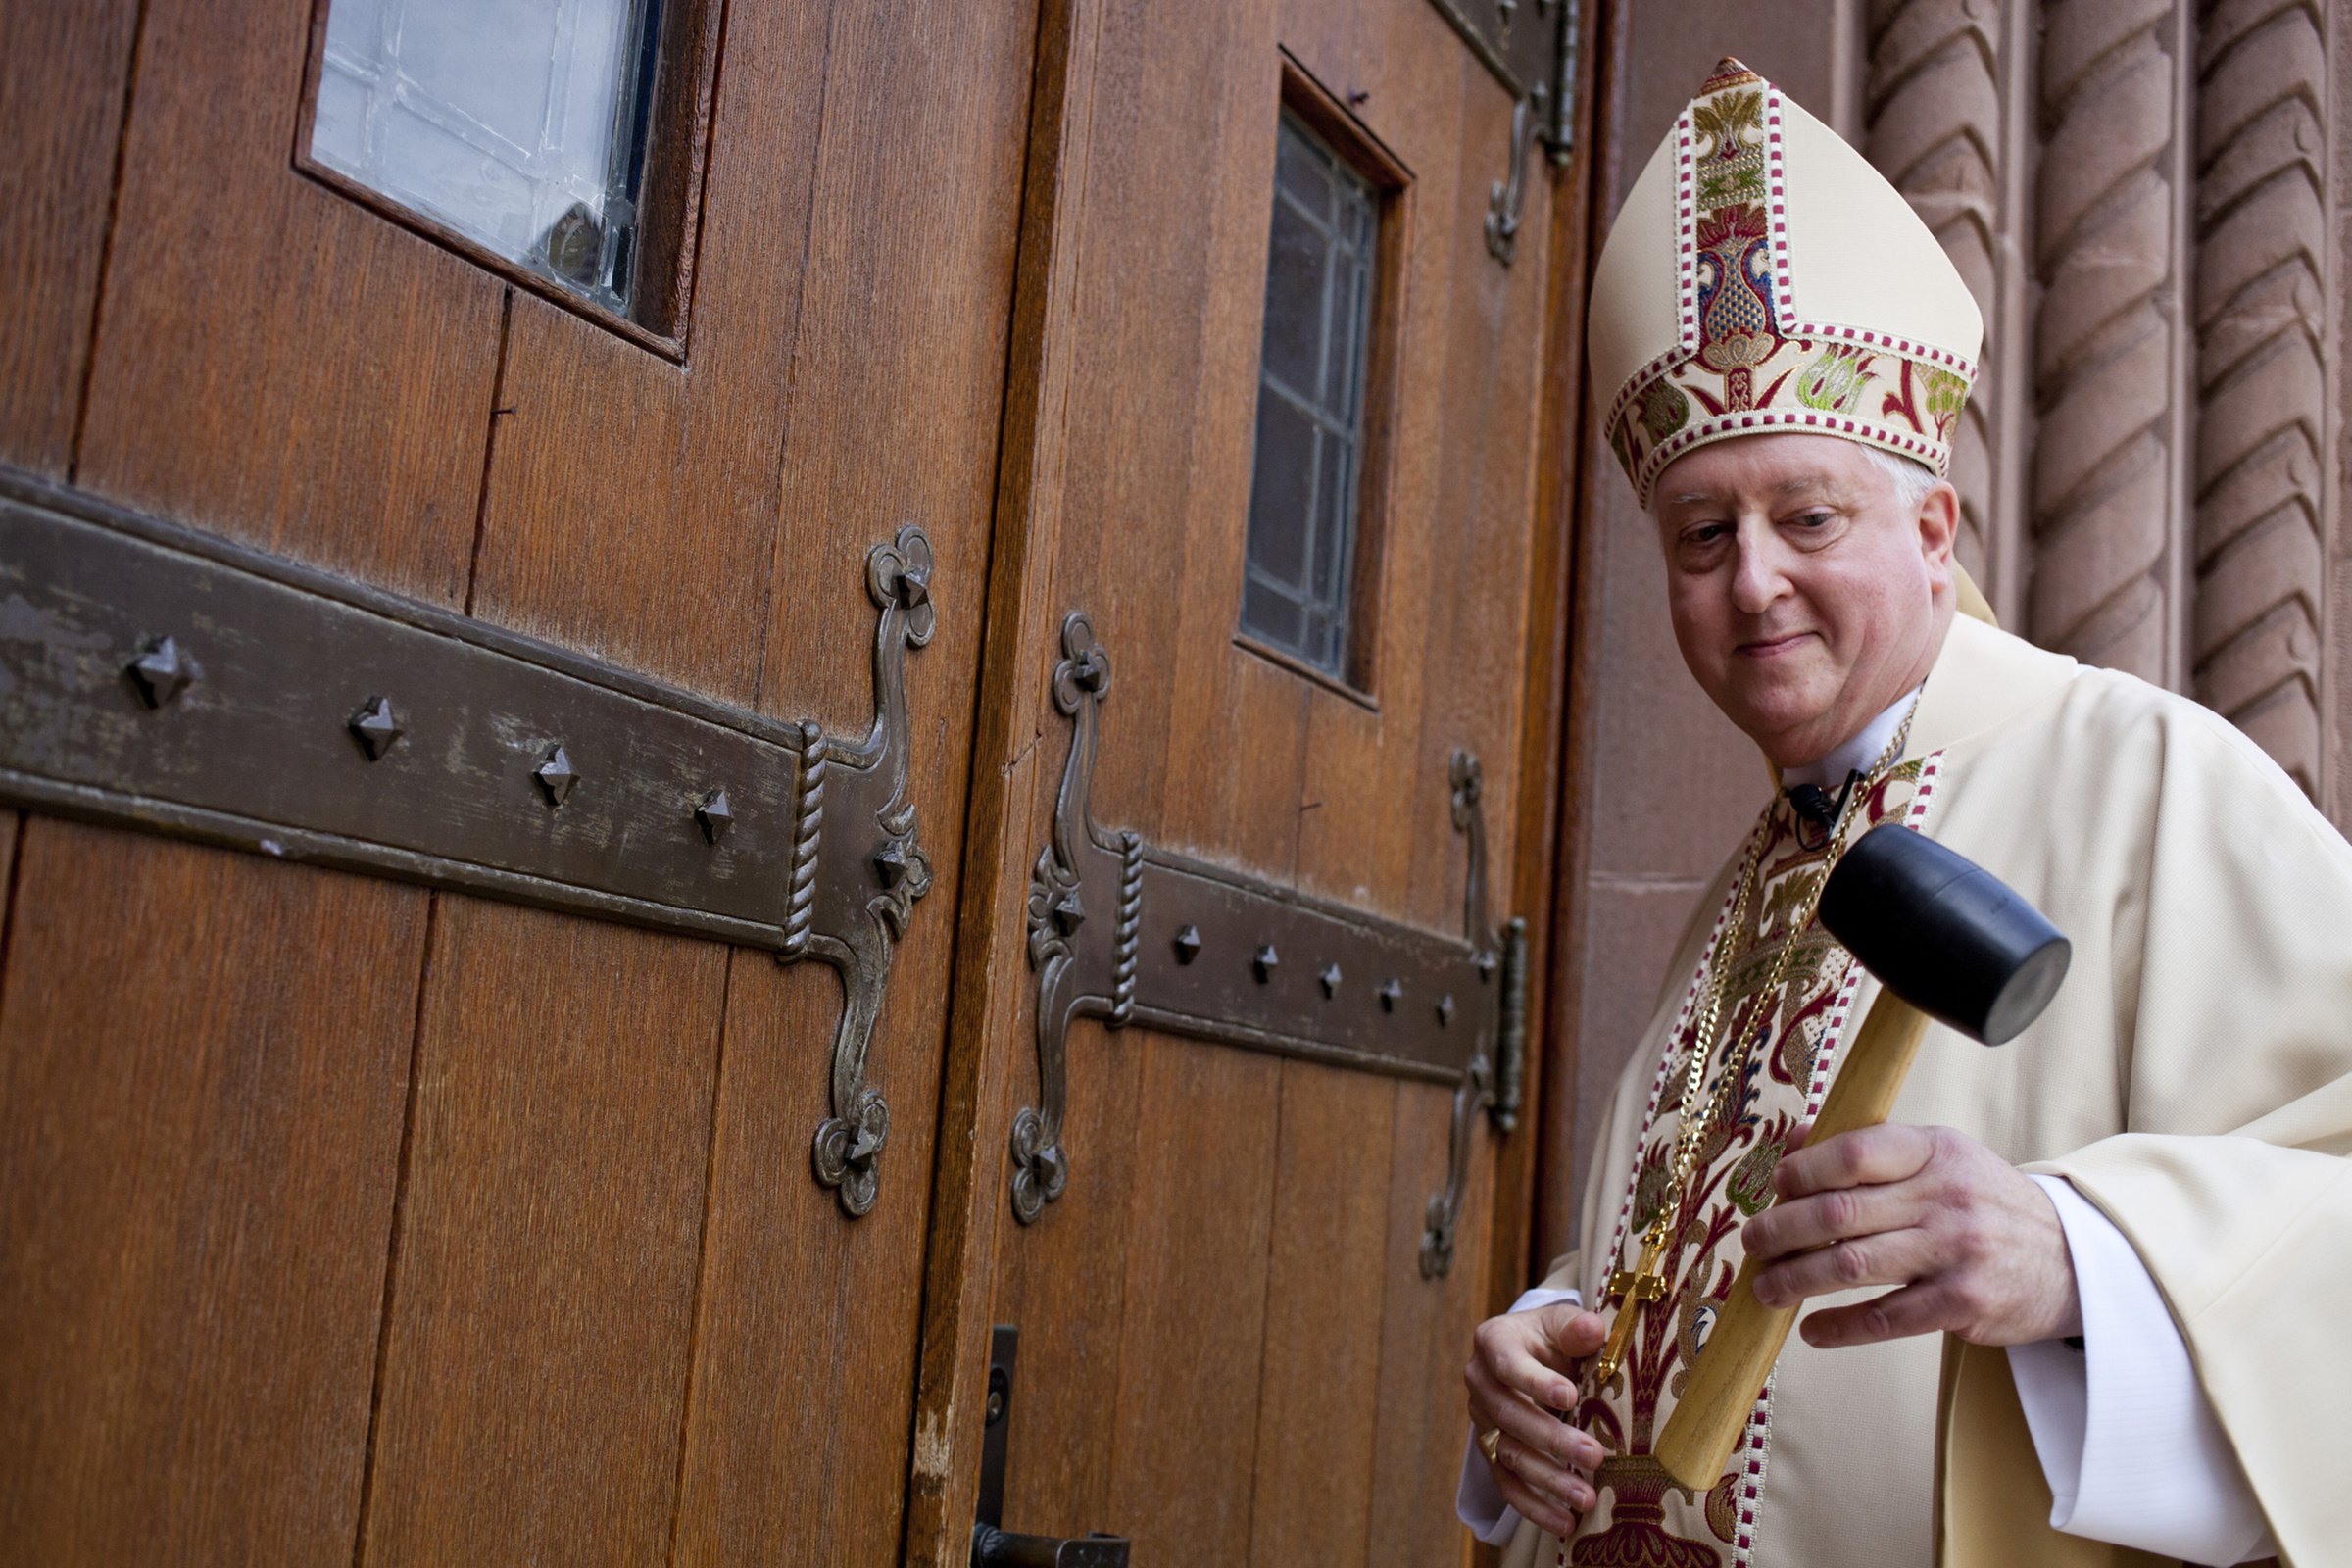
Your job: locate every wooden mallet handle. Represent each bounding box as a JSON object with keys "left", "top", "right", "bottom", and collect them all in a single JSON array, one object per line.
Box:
[{"left": 1649, "top": 988, "right": 1932, "bottom": 1492}]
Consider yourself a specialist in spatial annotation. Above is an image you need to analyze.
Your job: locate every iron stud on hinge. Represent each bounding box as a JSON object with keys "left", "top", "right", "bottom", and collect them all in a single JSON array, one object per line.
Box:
[
  {"left": 1172, "top": 924, "right": 1201, "bottom": 963},
  {"left": 348, "top": 697, "right": 402, "bottom": 760},
  {"left": 127, "top": 636, "right": 195, "bottom": 708},
  {"left": 534, "top": 745, "right": 579, "bottom": 807},
  {"left": 1252, "top": 944, "right": 1279, "bottom": 983},
  {"left": 1319, "top": 962, "right": 1342, "bottom": 999},
  {"left": 1379, "top": 978, "right": 1403, "bottom": 1011},
  {"left": 696, "top": 788, "right": 732, "bottom": 844}
]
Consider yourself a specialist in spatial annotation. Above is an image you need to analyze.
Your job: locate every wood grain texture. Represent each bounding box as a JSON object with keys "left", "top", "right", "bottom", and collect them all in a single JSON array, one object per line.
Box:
[
  {"left": 1104, "top": 1038, "right": 1285, "bottom": 1562},
  {"left": 1247, "top": 1060, "right": 1396, "bottom": 1565},
  {"left": 1369, "top": 1077, "right": 1494, "bottom": 1568},
  {"left": 0, "top": 0, "right": 140, "bottom": 475},
  {"left": 943, "top": 0, "right": 1566, "bottom": 1559},
  {"left": 357, "top": 900, "right": 726, "bottom": 1568},
  {"left": 464, "top": 0, "right": 836, "bottom": 701},
  {"left": 904, "top": 0, "right": 1107, "bottom": 1547},
  {"left": 669, "top": 951, "right": 942, "bottom": 1567},
  {"left": 0, "top": 822, "right": 424, "bottom": 1566},
  {"left": 75, "top": 0, "right": 503, "bottom": 605},
  {"left": 1494, "top": 0, "right": 1603, "bottom": 1321}
]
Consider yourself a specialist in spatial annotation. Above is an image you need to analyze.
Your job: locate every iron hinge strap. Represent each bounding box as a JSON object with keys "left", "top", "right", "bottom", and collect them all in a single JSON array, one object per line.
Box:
[{"left": 0, "top": 466, "right": 933, "bottom": 1219}]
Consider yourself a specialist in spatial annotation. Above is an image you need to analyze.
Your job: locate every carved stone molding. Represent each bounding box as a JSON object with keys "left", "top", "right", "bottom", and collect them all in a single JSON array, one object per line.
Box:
[
  {"left": 1012, "top": 612, "right": 1527, "bottom": 1277},
  {"left": 2191, "top": 0, "right": 2327, "bottom": 796},
  {"left": 2030, "top": 0, "right": 2187, "bottom": 681},
  {"left": 1865, "top": 0, "right": 2010, "bottom": 579}
]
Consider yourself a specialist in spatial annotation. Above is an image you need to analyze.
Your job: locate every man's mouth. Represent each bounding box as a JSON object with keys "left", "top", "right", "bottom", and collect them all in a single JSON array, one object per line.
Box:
[{"left": 1736, "top": 630, "right": 1817, "bottom": 659}]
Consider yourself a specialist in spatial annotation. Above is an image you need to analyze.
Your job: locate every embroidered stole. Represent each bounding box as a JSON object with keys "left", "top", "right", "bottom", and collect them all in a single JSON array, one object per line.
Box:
[{"left": 1565, "top": 757, "right": 1937, "bottom": 1566}]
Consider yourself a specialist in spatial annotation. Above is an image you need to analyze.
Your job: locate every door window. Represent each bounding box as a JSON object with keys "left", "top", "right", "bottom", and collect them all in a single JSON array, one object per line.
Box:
[
  {"left": 307, "top": 0, "right": 677, "bottom": 327},
  {"left": 1240, "top": 108, "right": 1383, "bottom": 681}
]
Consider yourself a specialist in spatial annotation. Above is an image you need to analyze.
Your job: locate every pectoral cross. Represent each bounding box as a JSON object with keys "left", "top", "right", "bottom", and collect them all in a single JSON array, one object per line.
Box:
[{"left": 1589, "top": 1222, "right": 1670, "bottom": 1386}]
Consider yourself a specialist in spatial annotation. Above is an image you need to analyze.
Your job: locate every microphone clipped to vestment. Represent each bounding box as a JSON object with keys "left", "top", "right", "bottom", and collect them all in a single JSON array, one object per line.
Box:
[{"left": 1649, "top": 823, "right": 2072, "bottom": 1493}]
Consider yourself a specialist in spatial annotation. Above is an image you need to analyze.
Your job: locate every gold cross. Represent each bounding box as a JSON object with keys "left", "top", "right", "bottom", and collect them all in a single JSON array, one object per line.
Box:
[{"left": 1590, "top": 1224, "right": 1669, "bottom": 1386}]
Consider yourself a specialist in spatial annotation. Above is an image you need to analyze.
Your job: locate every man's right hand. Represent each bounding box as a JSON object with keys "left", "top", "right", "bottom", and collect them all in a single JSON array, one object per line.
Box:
[{"left": 1464, "top": 1304, "right": 1607, "bottom": 1537}]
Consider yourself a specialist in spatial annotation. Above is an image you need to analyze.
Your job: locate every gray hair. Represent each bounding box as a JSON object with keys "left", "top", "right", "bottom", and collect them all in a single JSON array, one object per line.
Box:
[{"left": 1858, "top": 445, "right": 1939, "bottom": 514}]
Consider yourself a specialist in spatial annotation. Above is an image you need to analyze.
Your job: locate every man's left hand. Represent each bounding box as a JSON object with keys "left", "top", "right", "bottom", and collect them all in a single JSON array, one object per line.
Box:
[{"left": 1741, "top": 1122, "right": 2082, "bottom": 1348}]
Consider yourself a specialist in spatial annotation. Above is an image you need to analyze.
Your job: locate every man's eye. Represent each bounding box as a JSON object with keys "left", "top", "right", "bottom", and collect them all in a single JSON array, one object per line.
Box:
[
  {"left": 1685, "top": 522, "right": 1731, "bottom": 545},
  {"left": 1792, "top": 511, "right": 1833, "bottom": 528}
]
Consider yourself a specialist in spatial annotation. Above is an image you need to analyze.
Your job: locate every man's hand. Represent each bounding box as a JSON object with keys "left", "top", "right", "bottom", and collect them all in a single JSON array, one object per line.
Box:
[
  {"left": 1741, "top": 1122, "right": 2081, "bottom": 1348},
  {"left": 1464, "top": 1304, "right": 1607, "bottom": 1537}
]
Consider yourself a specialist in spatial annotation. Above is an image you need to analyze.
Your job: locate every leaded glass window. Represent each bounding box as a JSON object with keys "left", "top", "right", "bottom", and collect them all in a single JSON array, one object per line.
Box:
[
  {"left": 1240, "top": 110, "right": 1381, "bottom": 678},
  {"left": 310, "top": 0, "right": 664, "bottom": 316}
]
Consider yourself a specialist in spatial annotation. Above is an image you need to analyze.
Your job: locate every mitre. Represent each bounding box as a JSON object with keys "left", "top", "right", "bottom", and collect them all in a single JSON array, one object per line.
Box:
[{"left": 1591, "top": 58, "right": 1983, "bottom": 508}]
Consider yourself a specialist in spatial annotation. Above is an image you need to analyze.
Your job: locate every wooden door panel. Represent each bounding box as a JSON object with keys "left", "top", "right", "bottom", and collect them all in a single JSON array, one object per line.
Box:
[
  {"left": 1368, "top": 1079, "right": 1497, "bottom": 1566},
  {"left": 1102, "top": 1037, "right": 1284, "bottom": 1563},
  {"left": 357, "top": 903, "right": 727, "bottom": 1567},
  {"left": 79, "top": 0, "right": 505, "bottom": 606},
  {"left": 0, "top": 2, "right": 1038, "bottom": 1564},
  {"left": 0, "top": 0, "right": 140, "bottom": 476},
  {"left": 1246, "top": 1061, "right": 1397, "bottom": 1566},
  {"left": 927, "top": 0, "right": 1566, "bottom": 1554},
  {"left": 0, "top": 822, "right": 425, "bottom": 1565}
]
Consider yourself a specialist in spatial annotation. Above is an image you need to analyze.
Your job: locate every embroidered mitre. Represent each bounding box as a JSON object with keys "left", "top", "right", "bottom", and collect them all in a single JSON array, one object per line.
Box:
[{"left": 1590, "top": 59, "right": 1984, "bottom": 507}]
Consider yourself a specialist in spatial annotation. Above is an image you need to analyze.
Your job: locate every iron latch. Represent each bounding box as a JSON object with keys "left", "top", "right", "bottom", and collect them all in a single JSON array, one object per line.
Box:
[{"left": 971, "top": 1326, "right": 1129, "bottom": 1568}]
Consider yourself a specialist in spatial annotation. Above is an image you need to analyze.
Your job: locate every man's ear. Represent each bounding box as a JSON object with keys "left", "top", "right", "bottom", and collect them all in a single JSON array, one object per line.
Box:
[{"left": 1917, "top": 481, "right": 1960, "bottom": 598}]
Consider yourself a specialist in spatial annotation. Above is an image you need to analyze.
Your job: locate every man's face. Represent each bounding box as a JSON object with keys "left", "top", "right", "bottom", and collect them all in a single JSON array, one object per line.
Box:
[{"left": 1652, "top": 433, "right": 1958, "bottom": 769}]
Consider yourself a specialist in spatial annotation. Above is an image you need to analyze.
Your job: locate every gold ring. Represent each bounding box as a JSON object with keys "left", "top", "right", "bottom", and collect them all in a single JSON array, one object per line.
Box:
[{"left": 1479, "top": 1428, "right": 1504, "bottom": 1465}]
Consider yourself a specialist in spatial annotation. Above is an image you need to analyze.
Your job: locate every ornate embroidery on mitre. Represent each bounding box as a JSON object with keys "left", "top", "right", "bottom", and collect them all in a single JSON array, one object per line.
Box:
[
  {"left": 1603, "top": 59, "right": 1978, "bottom": 508},
  {"left": 1561, "top": 755, "right": 1943, "bottom": 1567}
]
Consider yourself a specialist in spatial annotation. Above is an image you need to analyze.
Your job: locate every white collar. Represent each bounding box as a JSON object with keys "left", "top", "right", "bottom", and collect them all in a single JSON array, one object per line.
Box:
[{"left": 1777, "top": 685, "right": 1923, "bottom": 791}]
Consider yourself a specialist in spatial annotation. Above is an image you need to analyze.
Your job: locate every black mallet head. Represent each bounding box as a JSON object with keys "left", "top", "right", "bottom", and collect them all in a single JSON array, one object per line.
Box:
[{"left": 1818, "top": 825, "right": 2071, "bottom": 1046}]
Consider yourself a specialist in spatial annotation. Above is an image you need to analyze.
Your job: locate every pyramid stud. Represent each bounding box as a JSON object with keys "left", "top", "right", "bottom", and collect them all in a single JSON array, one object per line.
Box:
[
  {"left": 1477, "top": 951, "right": 1499, "bottom": 982},
  {"left": 1319, "top": 962, "right": 1342, "bottom": 999},
  {"left": 535, "top": 745, "right": 579, "bottom": 806},
  {"left": 1378, "top": 978, "right": 1403, "bottom": 1011},
  {"left": 349, "top": 697, "right": 401, "bottom": 760},
  {"left": 874, "top": 842, "right": 911, "bottom": 887},
  {"left": 128, "top": 636, "right": 194, "bottom": 708},
  {"left": 1053, "top": 888, "right": 1086, "bottom": 933},
  {"left": 697, "top": 788, "right": 733, "bottom": 844},
  {"left": 1172, "top": 925, "right": 1201, "bottom": 964},
  {"left": 1436, "top": 994, "right": 1456, "bottom": 1026},
  {"left": 1252, "top": 945, "right": 1279, "bottom": 983}
]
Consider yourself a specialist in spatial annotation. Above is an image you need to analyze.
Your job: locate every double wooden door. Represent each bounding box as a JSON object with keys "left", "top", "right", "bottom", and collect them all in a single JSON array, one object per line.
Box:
[{"left": 0, "top": 0, "right": 1585, "bottom": 1562}]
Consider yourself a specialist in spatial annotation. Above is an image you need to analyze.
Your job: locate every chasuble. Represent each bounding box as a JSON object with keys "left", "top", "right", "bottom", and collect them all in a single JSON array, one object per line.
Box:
[{"left": 1485, "top": 612, "right": 2348, "bottom": 1567}]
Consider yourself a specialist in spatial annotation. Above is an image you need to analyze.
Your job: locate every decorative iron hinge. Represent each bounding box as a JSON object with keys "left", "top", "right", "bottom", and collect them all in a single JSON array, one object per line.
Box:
[
  {"left": 1011, "top": 612, "right": 1528, "bottom": 1276},
  {"left": 0, "top": 467, "right": 934, "bottom": 1219}
]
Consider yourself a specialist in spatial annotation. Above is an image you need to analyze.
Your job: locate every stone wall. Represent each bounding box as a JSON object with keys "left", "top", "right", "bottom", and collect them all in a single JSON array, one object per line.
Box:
[{"left": 1541, "top": 0, "right": 2341, "bottom": 1267}]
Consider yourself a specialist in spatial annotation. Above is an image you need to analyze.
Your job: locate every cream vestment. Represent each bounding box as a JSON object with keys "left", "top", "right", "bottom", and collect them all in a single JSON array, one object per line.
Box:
[{"left": 1482, "top": 614, "right": 2350, "bottom": 1566}]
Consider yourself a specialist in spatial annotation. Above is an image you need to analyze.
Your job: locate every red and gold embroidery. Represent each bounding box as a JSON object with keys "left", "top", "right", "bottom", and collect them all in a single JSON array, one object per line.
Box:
[
  {"left": 1565, "top": 757, "right": 1941, "bottom": 1566},
  {"left": 1604, "top": 59, "right": 1978, "bottom": 507}
]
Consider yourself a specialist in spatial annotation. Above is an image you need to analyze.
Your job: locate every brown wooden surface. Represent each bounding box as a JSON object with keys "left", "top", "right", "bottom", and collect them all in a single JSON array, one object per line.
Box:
[
  {"left": 358, "top": 904, "right": 726, "bottom": 1567},
  {"left": 0, "top": 3, "right": 1035, "bottom": 1565},
  {"left": 0, "top": 0, "right": 140, "bottom": 477},
  {"left": 917, "top": 0, "right": 1577, "bottom": 1556},
  {"left": 1248, "top": 1062, "right": 1397, "bottom": 1566},
  {"left": 0, "top": 824, "right": 425, "bottom": 1564},
  {"left": 77, "top": 0, "right": 505, "bottom": 604}
]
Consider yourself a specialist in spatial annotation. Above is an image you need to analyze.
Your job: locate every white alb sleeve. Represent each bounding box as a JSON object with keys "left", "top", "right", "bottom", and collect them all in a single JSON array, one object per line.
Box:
[
  {"left": 2006, "top": 1175, "right": 2275, "bottom": 1563},
  {"left": 1457, "top": 1287, "right": 1582, "bottom": 1545}
]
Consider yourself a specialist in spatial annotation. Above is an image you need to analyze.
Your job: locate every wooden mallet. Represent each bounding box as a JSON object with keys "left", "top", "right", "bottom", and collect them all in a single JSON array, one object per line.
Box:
[{"left": 1650, "top": 823, "right": 2071, "bottom": 1493}]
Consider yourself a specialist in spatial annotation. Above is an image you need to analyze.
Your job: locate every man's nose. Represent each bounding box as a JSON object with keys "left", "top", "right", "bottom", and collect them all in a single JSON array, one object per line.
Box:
[{"left": 1730, "top": 526, "right": 1789, "bottom": 612}]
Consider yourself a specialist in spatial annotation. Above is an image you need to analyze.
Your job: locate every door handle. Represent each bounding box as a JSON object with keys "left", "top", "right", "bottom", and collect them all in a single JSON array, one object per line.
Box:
[{"left": 970, "top": 1326, "right": 1130, "bottom": 1568}]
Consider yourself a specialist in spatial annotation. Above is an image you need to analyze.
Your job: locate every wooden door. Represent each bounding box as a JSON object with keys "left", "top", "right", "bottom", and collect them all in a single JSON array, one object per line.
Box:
[
  {"left": 0, "top": 2, "right": 1037, "bottom": 1563},
  {"left": 0, "top": 0, "right": 1592, "bottom": 1563},
  {"left": 904, "top": 0, "right": 1592, "bottom": 1562}
]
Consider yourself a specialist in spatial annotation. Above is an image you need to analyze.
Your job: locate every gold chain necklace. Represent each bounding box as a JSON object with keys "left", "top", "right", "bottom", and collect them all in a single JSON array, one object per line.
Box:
[{"left": 1587, "top": 698, "right": 1919, "bottom": 1387}]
